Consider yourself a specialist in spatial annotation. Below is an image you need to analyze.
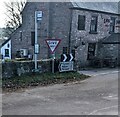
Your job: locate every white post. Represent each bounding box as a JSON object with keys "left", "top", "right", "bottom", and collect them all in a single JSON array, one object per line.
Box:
[
  {"left": 34, "top": 11, "right": 38, "bottom": 71},
  {"left": 34, "top": 11, "right": 42, "bottom": 71}
]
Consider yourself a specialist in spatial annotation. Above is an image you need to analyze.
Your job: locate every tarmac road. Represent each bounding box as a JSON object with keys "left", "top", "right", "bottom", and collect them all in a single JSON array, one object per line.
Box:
[{"left": 2, "top": 68, "right": 118, "bottom": 115}]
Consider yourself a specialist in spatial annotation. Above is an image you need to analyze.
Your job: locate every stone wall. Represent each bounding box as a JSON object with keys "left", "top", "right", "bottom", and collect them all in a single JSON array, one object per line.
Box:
[
  {"left": 2, "top": 61, "right": 51, "bottom": 78},
  {"left": 97, "top": 43, "right": 120, "bottom": 66}
]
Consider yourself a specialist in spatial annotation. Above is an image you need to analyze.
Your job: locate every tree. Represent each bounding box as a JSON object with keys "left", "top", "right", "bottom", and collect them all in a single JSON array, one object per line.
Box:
[{"left": 3, "top": 1, "right": 26, "bottom": 38}]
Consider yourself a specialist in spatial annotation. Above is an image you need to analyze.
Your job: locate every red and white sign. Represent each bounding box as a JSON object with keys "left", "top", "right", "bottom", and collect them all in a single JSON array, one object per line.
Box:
[{"left": 45, "top": 39, "right": 61, "bottom": 53}]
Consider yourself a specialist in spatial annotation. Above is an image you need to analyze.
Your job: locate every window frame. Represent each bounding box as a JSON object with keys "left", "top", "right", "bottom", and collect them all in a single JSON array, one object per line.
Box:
[
  {"left": 87, "top": 43, "right": 96, "bottom": 60},
  {"left": 89, "top": 15, "right": 98, "bottom": 34},
  {"left": 77, "top": 15, "right": 86, "bottom": 30},
  {"left": 109, "top": 17, "right": 116, "bottom": 33},
  {"left": 31, "top": 31, "right": 35, "bottom": 46},
  {"left": 5, "top": 49, "right": 9, "bottom": 57},
  {"left": 19, "top": 31, "right": 22, "bottom": 41}
]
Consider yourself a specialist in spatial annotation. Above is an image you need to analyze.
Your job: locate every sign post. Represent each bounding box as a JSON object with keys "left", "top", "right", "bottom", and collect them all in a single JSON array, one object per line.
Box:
[
  {"left": 34, "top": 11, "right": 42, "bottom": 71},
  {"left": 52, "top": 53, "right": 55, "bottom": 73},
  {"left": 45, "top": 39, "right": 61, "bottom": 73}
]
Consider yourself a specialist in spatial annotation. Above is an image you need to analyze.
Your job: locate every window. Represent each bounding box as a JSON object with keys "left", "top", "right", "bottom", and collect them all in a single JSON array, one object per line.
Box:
[
  {"left": 31, "top": 32, "right": 35, "bottom": 46},
  {"left": 63, "top": 47, "right": 68, "bottom": 54},
  {"left": 20, "top": 31, "right": 22, "bottom": 41},
  {"left": 109, "top": 17, "right": 116, "bottom": 33},
  {"left": 7, "top": 44, "right": 9, "bottom": 48},
  {"left": 78, "top": 15, "right": 86, "bottom": 30},
  {"left": 87, "top": 43, "right": 96, "bottom": 60},
  {"left": 5, "top": 49, "right": 9, "bottom": 57},
  {"left": 90, "top": 16, "right": 98, "bottom": 33}
]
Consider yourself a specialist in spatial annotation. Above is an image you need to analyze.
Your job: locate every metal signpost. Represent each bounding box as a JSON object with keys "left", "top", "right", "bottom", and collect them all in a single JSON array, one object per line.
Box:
[
  {"left": 45, "top": 39, "right": 61, "bottom": 73},
  {"left": 52, "top": 53, "right": 55, "bottom": 74},
  {"left": 34, "top": 11, "right": 42, "bottom": 71}
]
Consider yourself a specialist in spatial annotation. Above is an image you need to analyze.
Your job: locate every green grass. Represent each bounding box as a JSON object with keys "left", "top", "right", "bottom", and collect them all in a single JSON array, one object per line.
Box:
[{"left": 2, "top": 72, "right": 90, "bottom": 92}]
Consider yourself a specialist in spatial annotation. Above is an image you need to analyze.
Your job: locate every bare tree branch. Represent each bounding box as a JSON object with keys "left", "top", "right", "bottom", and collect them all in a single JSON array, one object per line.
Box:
[{"left": 3, "top": 1, "right": 26, "bottom": 37}]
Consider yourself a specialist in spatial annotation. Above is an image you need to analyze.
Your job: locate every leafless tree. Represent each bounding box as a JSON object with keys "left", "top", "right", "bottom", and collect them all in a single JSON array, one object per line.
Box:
[{"left": 3, "top": 1, "right": 26, "bottom": 37}]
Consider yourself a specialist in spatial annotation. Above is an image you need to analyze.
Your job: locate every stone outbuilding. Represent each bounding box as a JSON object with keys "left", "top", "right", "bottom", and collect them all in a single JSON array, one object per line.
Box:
[{"left": 10, "top": 1, "right": 120, "bottom": 67}]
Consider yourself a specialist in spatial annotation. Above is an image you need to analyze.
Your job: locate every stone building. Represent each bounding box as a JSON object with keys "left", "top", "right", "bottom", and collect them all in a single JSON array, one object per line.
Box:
[
  {"left": 10, "top": 2, "right": 120, "bottom": 67},
  {"left": 70, "top": 4, "right": 120, "bottom": 67}
]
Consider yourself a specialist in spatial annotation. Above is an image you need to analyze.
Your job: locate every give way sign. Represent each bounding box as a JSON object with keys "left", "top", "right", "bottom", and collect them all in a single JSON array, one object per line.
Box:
[{"left": 45, "top": 39, "right": 61, "bottom": 53}]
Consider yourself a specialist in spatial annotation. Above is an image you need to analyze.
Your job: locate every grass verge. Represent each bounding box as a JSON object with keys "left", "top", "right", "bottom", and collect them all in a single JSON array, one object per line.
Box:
[{"left": 2, "top": 72, "right": 90, "bottom": 92}]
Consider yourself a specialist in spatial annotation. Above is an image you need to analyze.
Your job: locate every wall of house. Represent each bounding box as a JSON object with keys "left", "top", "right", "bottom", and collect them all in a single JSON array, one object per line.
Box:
[
  {"left": 1, "top": 40, "right": 11, "bottom": 60},
  {"left": 70, "top": 9, "right": 119, "bottom": 67},
  {"left": 47, "top": 2, "right": 73, "bottom": 58},
  {"left": 11, "top": 2, "right": 73, "bottom": 60},
  {"left": 11, "top": 2, "right": 50, "bottom": 59}
]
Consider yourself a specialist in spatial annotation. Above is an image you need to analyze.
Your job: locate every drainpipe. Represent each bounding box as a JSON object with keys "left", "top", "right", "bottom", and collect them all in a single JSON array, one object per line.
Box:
[{"left": 68, "top": 8, "right": 73, "bottom": 53}]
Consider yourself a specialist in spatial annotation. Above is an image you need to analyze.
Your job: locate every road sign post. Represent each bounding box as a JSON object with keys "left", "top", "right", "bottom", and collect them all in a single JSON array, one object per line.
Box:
[
  {"left": 45, "top": 39, "right": 61, "bottom": 73},
  {"left": 34, "top": 11, "right": 42, "bottom": 72},
  {"left": 52, "top": 53, "right": 55, "bottom": 73}
]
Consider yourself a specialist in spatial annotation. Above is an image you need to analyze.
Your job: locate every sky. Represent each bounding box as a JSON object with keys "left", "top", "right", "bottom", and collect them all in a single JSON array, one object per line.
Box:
[
  {"left": 0, "top": 0, "right": 119, "bottom": 28},
  {"left": 0, "top": 0, "right": 25, "bottom": 28},
  {"left": 0, "top": 0, "right": 7, "bottom": 28}
]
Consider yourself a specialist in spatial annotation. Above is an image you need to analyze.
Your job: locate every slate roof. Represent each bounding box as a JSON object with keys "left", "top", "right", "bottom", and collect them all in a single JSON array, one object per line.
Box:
[
  {"left": 23, "top": 1, "right": 119, "bottom": 15},
  {"left": 0, "top": 39, "right": 6, "bottom": 47},
  {"left": 0, "top": 39, "right": 10, "bottom": 48},
  {"left": 71, "top": 1, "right": 119, "bottom": 14}
]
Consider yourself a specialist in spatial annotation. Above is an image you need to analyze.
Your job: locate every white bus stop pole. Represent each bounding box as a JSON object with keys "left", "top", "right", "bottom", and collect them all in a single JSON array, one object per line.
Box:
[
  {"left": 35, "top": 11, "right": 38, "bottom": 71},
  {"left": 34, "top": 11, "right": 42, "bottom": 71}
]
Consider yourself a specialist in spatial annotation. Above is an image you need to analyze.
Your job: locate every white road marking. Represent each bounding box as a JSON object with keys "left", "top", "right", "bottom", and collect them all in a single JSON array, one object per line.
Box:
[
  {"left": 89, "top": 105, "right": 118, "bottom": 115},
  {"left": 93, "top": 71, "right": 119, "bottom": 76},
  {"left": 103, "top": 95, "right": 118, "bottom": 100},
  {"left": 79, "top": 70, "right": 119, "bottom": 77}
]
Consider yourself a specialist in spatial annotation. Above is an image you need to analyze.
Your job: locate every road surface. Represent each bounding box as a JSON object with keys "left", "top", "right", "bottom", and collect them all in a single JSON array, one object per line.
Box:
[{"left": 2, "top": 68, "right": 118, "bottom": 115}]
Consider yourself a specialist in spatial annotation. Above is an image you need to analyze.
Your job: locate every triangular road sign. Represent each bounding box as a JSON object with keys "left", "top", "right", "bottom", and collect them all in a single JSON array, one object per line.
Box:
[{"left": 45, "top": 39, "right": 61, "bottom": 53}]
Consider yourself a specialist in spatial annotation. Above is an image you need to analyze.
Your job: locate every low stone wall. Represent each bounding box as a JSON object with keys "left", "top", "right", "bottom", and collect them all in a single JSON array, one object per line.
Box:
[{"left": 2, "top": 60, "right": 51, "bottom": 78}]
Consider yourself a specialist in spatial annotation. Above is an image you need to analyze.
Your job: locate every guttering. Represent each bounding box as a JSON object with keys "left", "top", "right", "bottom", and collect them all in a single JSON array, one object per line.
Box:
[{"left": 70, "top": 7, "right": 120, "bottom": 16}]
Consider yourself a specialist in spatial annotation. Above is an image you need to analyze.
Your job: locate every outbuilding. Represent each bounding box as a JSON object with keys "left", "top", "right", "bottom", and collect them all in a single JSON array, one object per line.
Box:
[{"left": 0, "top": 39, "right": 11, "bottom": 61}]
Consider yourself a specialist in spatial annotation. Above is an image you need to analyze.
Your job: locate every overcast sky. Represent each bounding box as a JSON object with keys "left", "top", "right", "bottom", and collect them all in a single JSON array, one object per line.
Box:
[
  {"left": 0, "top": 0, "right": 119, "bottom": 28},
  {"left": 0, "top": 0, "right": 25, "bottom": 28},
  {"left": 0, "top": 0, "right": 6, "bottom": 28}
]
